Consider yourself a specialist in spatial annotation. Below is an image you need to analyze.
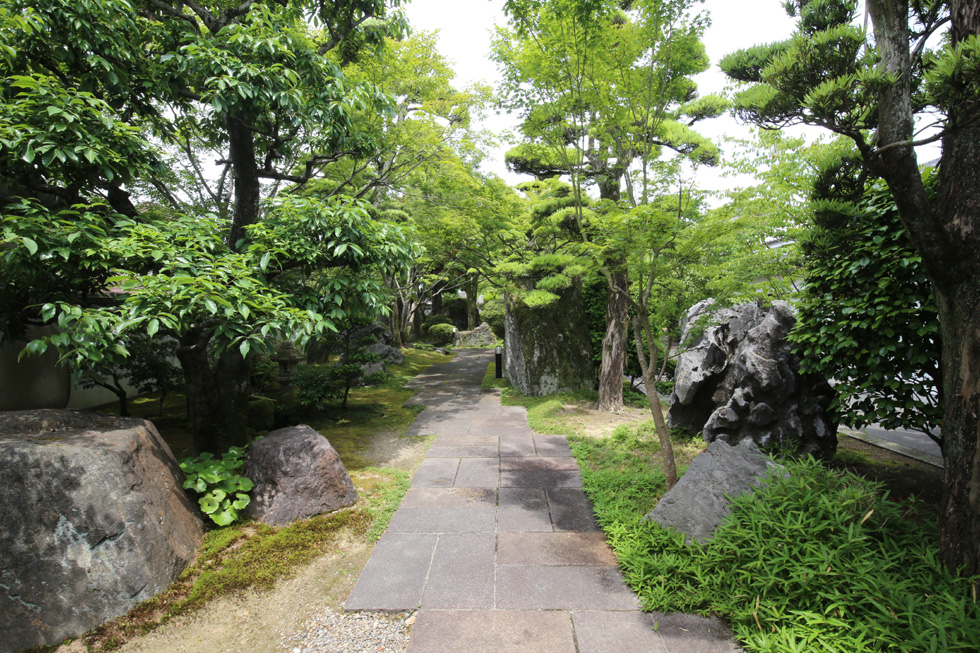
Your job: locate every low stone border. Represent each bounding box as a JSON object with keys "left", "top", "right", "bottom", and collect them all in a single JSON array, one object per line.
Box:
[{"left": 839, "top": 427, "right": 943, "bottom": 469}]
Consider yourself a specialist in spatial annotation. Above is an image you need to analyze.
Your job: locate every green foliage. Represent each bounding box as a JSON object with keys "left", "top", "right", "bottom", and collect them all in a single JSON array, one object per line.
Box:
[
  {"left": 479, "top": 296, "right": 506, "bottom": 337},
  {"left": 179, "top": 447, "right": 254, "bottom": 527},
  {"left": 790, "top": 168, "right": 941, "bottom": 438},
  {"left": 293, "top": 364, "right": 337, "bottom": 411},
  {"left": 421, "top": 315, "right": 453, "bottom": 333},
  {"left": 581, "top": 451, "right": 980, "bottom": 652},
  {"left": 427, "top": 322, "right": 456, "bottom": 345}
]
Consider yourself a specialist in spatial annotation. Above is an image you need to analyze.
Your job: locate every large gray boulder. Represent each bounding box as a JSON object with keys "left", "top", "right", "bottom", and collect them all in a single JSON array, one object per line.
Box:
[
  {"left": 668, "top": 301, "right": 838, "bottom": 459},
  {"left": 0, "top": 410, "right": 204, "bottom": 653},
  {"left": 364, "top": 340, "right": 404, "bottom": 365},
  {"left": 504, "top": 284, "right": 595, "bottom": 396},
  {"left": 243, "top": 425, "right": 358, "bottom": 526},
  {"left": 648, "top": 439, "right": 779, "bottom": 544},
  {"left": 453, "top": 322, "right": 497, "bottom": 348}
]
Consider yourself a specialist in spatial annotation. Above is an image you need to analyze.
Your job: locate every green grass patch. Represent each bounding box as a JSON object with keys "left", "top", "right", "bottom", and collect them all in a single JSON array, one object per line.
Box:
[
  {"left": 500, "top": 388, "right": 599, "bottom": 437},
  {"left": 481, "top": 361, "right": 510, "bottom": 389},
  {"left": 582, "top": 448, "right": 980, "bottom": 652},
  {"left": 570, "top": 423, "right": 671, "bottom": 519}
]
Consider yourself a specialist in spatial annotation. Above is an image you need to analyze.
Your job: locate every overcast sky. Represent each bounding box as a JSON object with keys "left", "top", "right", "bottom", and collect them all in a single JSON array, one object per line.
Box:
[{"left": 402, "top": 0, "right": 804, "bottom": 194}]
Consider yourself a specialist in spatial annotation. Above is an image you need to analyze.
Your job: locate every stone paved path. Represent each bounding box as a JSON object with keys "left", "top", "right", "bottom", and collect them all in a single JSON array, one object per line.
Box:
[{"left": 345, "top": 350, "right": 740, "bottom": 652}]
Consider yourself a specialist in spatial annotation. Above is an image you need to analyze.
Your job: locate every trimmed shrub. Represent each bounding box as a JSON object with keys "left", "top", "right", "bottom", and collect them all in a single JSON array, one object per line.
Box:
[
  {"left": 422, "top": 315, "right": 453, "bottom": 334},
  {"left": 428, "top": 323, "right": 456, "bottom": 345}
]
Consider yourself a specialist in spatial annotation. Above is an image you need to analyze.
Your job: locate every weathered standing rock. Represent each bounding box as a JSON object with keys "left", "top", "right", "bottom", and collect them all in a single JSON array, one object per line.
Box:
[
  {"left": 453, "top": 322, "right": 497, "bottom": 348},
  {"left": 243, "top": 425, "right": 358, "bottom": 526},
  {"left": 667, "top": 301, "right": 838, "bottom": 459},
  {"left": 0, "top": 410, "right": 204, "bottom": 653},
  {"left": 648, "top": 439, "right": 780, "bottom": 544},
  {"left": 364, "top": 341, "right": 404, "bottom": 365},
  {"left": 504, "top": 284, "right": 595, "bottom": 397}
]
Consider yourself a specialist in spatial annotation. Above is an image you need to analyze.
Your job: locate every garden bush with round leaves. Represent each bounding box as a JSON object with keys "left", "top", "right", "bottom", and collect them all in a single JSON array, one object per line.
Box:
[
  {"left": 180, "top": 446, "right": 254, "bottom": 527},
  {"left": 588, "top": 456, "right": 980, "bottom": 652}
]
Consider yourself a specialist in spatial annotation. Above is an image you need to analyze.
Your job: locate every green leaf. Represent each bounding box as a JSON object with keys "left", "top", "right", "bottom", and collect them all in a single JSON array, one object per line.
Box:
[{"left": 22, "top": 237, "right": 38, "bottom": 255}]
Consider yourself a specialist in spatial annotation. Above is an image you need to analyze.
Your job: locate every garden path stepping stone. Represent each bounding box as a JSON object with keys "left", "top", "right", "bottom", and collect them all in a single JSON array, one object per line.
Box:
[{"left": 344, "top": 349, "right": 743, "bottom": 652}]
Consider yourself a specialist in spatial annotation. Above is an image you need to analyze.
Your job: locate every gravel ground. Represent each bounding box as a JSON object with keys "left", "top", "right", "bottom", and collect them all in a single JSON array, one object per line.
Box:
[{"left": 280, "top": 607, "right": 414, "bottom": 653}]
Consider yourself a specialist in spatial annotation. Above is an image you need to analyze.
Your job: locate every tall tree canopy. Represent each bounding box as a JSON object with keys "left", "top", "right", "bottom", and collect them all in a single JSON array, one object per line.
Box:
[
  {"left": 0, "top": 0, "right": 414, "bottom": 452},
  {"left": 494, "top": 0, "right": 725, "bottom": 412},
  {"left": 722, "top": 0, "right": 980, "bottom": 575}
]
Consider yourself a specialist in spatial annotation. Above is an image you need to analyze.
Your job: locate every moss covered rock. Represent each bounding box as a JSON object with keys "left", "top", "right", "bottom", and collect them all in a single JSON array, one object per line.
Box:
[{"left": 503, "top": 284, "right": 595, "bottom": 396}]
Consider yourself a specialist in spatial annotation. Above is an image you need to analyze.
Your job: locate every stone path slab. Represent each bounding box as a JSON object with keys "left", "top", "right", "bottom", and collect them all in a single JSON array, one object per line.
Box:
[{"left": 344, "top": 349, "right": 742, "bottom": 652}]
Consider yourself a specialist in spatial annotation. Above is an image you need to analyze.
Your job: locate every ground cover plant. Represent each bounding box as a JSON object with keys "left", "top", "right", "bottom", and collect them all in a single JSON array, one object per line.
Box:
[
  {"left": 573, "top": 435, "right": 980, "bottom": 652},
  {"left": 68, "top": 348, "right": 447, "bottom": 652}
]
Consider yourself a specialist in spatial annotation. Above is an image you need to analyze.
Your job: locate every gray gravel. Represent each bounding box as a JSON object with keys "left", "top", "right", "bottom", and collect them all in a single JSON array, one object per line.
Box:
[{"left": 280, "top": 606, "right": 413, "bottom": 652}]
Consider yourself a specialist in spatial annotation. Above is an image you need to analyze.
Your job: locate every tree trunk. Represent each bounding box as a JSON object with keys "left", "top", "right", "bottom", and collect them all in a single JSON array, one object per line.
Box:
[
  {"left": 631, "top": 314, "right": 678, "bottom": 490},
  {"left": 934, "top": 283, "right": 980, "bottom": 576},
  {"left": 176, "top": 328, "right": 251, "bottom": 454},
  {"left": 226, "top": 113, "right": 260, "bottom": 250},
  {"left": 597, "top": 265, "right": 628, "bottom": 411},
  {"left": 866, "top": 0, "right": 980, "bottom": 575},
  {"left": 466, "top": 272, "right": 480, "bottom": 329},
  {"left": 412, "top": 305, "right": 423, "bottom": 339}
]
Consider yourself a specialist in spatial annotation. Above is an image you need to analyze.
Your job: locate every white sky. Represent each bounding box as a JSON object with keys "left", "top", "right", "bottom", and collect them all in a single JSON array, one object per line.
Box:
[{"left": 402, "top": 0, "right": 804, "bottom": 194}]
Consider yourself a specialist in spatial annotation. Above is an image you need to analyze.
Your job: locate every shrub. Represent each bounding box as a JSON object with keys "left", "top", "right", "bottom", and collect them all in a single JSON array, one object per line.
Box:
[
  {"left": 428, "top": 322, "right": 456, "bottom": 345},
  {"left": 292, "top": 363, "right": 337, "bottom": 411},
  {"left": 480, "top": 297, "right": 506, "bottom": 337},
  {"left": 422, "top": 315, "right": 453, "bottom": 334}
]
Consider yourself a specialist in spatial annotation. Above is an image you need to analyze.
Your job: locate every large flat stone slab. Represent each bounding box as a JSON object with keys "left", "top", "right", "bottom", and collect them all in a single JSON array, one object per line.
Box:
[
  {"left": 427, "top": 445, "right": 499, "bottom": 458},
  {"left": 411, "top": 458, "right": 459, "bottom": 487},
  {"left": 572, "top": 610, "right": 669, "bottom": 653},
  {"left": 496, "top": 566, "right": 639, "bottom": 610},
  {"left": 497, "top": 488, "right": 553, "bottom": 532},
  {"left": 501, "top": 468, "right": 583, "bottom": 488},
  {"left": 400, "top": 487, "right": 496, "bottom": 509},
  {"left": 431, "top": 434, "right": 498, "bottom": 447},
  {"left": 387, "top": 506, "right": 496, "bottom": 533},
  {"left": 407, "top": 610, "right": 576, "bottom": 653},
  {"left": 651, "top": 612, "right": 742, "bottom": 653},
  {"left": 497, "top": 532, "right": 617, "bottom": 566},
  {"left": 454, "top": 458, "right": 500, "bottom": 487},
  {"left": 547, "top": 489, "right": 599, "bottom": 531},
  {"left": 421, "top": 533, "right": 495, "bottom": 609},
  {"left": 534, "top": 434, "right": 573, "bottom": 456},
  {"left": 500, "top": 456, "right": 579, "bottom": 471},
  {"left": 344, "top": 533, "right": 437, "bottom": 611}
]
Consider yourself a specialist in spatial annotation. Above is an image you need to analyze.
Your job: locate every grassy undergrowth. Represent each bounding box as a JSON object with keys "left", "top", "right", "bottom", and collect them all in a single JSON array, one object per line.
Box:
[{"left": 574, "top": 430, "right": 980, "bottom": 652}]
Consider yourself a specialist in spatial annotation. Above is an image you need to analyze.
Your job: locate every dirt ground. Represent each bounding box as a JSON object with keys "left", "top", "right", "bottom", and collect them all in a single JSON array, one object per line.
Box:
[{"left": 834, "top": 435, "right": 944, "bottom": 509}]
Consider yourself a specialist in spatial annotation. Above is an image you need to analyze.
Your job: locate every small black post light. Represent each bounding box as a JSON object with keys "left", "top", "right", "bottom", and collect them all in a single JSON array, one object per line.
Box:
[{"left": 495, "top": 345, "right": 503, "bottom": 378}]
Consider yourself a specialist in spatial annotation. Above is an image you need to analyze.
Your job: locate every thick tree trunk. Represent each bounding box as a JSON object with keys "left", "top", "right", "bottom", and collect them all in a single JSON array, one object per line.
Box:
[
  {"left": 597, "top": 265, "right": 628, "bottom": 411},
  {"left": 867, "top": 0, "right": 980, "bottom": 575},
  {"left": 934, "top": 284, "right": 980, "bottom": 576},
  {"left": 176, "top": 329, "right": 251, "bottom": 454}
]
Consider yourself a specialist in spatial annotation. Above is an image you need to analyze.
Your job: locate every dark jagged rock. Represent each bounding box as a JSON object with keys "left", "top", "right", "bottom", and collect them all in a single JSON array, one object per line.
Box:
[
  {"left": 0, "top": 410, "right": 203, "bottom": 652},
  {"left": 647, "top": 439, "right": 780, "bottom": 544},
  {"left": 503, "top": 284, "right": 595, "bottom": 397},
  {"left": 668, "top": 300, "right": 838, "bottom": 459},
  {"left": 453, "top": 322, "right": 497, "bottom": 348},
  {"left": 243, "top": 425, "right": 357, "bottom": 526}
]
